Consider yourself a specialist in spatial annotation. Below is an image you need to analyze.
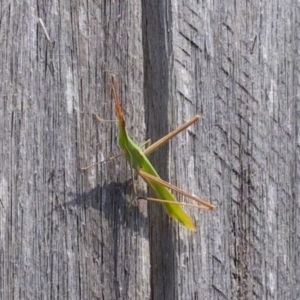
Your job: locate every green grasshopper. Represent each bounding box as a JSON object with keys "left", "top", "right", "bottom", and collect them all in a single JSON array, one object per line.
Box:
[
  {"left": 83, "top": 75, "right": 215, "bottom": 231},
  {"left": 102, "top": 75, "right": 215, "bottom": 231}
]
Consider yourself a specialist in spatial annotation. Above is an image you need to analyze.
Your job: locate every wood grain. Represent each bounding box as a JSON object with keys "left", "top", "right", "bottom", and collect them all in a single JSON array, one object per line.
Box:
[
  {"left": 142, "top": 0, "right": 300, "bottom": 299},
  {"left": 0, "top": 0, "right": 299, "bottom": 299},
  {"left": 0, "top": 1, "right": 148, "bottom": 299}
]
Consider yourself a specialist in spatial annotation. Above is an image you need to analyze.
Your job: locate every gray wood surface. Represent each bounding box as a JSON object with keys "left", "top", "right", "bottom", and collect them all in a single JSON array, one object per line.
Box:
[{"left": 1, "top": 0, "right": 299, "bottom": 299}]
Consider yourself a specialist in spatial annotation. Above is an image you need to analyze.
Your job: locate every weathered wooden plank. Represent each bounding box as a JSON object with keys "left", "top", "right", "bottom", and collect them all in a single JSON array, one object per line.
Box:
[
  {"left": 0, "top": 1, "right": 148, "bottom": 299},
  {"left": 1, "top": 0, "right": 300, "bottom": 299},
  {"left": 142, "top": 0, "right": 300, "bottom": 299}
]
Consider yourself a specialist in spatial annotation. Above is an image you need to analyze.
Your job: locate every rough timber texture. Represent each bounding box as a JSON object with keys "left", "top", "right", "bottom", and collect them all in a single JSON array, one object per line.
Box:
[
  {"left": 0, "top": 1, "right": 148, "bottom": 299},
  {"left": 0, "top": 1, "right": 299, "bottom": 300},
  {"left": 142, "top": 0, "right": 300, "bottom": 300}
]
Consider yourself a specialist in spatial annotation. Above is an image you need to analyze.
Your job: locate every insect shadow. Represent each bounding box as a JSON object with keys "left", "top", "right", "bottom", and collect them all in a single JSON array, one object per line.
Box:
[{"left": 50, "top": 179, "right": 149, "bottom": 238}]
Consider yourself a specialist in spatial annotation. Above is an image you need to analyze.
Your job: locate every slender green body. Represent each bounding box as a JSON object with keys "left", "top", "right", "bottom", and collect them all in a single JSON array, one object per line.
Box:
[
  {"left": 117, "top": 115, "right": 196, "bottom": 231},
  {"left": 111, "top": 75, "right": 196, "bottom": 231}
]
